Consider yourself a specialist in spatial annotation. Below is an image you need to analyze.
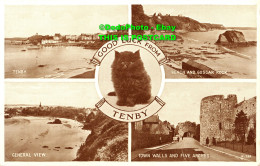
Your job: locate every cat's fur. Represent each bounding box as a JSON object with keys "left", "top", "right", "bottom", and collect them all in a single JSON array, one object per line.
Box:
[{"left": 109, "top": 50, "right": 151, "bottom": 107}]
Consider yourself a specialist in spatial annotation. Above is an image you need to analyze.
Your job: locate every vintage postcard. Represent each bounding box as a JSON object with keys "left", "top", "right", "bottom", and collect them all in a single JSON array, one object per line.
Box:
[
  {"left": 1, "top": 2, "right": 259, "bottom": 166},
  {"left": 4, "top": 5, "right": 128, "bottom": 79},
  {"left": 132, "top": 82, "right": 256, "bottom": 162},
  {"left": 132, "top": 5, "right": 257, "bottom": 79},
  {"left": 4, "top": 82, "right": 128, "bottom": 161}
]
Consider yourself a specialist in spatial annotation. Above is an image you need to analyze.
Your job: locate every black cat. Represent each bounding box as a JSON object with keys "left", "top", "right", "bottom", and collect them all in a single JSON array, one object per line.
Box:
[{"left": 108, "top": 50, "right": 151, "bottom": 107}]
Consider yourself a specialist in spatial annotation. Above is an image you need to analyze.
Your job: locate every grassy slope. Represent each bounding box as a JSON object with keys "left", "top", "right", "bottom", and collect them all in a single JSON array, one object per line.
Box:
[{"left": 75, "top": 111, "right": 128, "bottom": 161}]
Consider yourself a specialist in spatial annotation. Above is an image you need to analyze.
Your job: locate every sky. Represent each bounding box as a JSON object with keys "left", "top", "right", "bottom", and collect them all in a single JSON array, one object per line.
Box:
[
  {"left": 158, "top": 82, "right": 256, "bottom": 126},
  {"left": 143, "top": 5, "right": 257, "bottom": 27},
  {"left": 5, "top": 82, "right": 256, "bottom": 123},
  {"left": 5, "top": 5, "right": 128, "bottom": 37},
  {"left": 5, "top": 5, "right": 256, "bottom": 37},
  {"left": 5, "top": 82, "right": 99, "bottom": 108}
]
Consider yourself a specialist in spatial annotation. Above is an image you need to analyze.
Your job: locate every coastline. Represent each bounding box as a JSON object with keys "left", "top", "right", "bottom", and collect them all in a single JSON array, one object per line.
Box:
[
  {"left": 5, "top": 116, "right": 90, "bottom": 161},
  {"left": 5, "top": 29, "right": 257, "bottom": 79},
  {"left": 70, "top": 69, "right": 95, "bottom": 78}
]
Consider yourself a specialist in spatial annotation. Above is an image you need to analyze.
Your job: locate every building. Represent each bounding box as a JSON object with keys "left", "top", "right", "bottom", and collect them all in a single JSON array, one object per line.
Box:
[
  {"left": 41, "top": 38, "right": 59, "bottom": 45},
  {"left": 53, "top": 33, "right": 62, "bottom": 41},
  {"left": 235, "top": 97, "right": 256, "bottom": 139},
  {"left": 65, "top": 35, "right": 77, "bottom": 40},
  {"left": 92, "top": 33, "right": 102, "bottom": 40},
  {"left": 177, "top": 121, "right": 196, "bottom": 137},
  {"left": 70, "top": 35, "right": 77, "bottom": 41},
  {"left": 200, "top": 95, "right": 256, "bottom": 145},
  {"left": 132, "top": 115, "right": 174, "bottom": 150},
  {"left": 134, "top": 114, "right": 159, "bottom": 132},
  {"left": 79, "top": 34, "right": 93, "bottom": 41},
  {"left": 65, "top": 35, "right": 71, "bottom": 40},
  {"left": 133, "top": 115, "right": 173, "bottom": 135}
]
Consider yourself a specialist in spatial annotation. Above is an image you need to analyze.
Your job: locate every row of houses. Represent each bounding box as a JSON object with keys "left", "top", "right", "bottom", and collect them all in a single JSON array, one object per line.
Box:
[
  {"left": 40, "top": 33, "right": 101, "bottom": 45},
  {"left": 132, "top": 115, "right": 175, "bottom": 150}
]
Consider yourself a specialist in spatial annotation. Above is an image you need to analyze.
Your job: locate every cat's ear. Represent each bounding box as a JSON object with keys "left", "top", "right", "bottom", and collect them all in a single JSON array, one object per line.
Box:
[
  {"left": 115, "top": 51, "right": 120, "bottom": 59},
  {"left": 134, "top": 50, "right": 140, "bottom": 58}
]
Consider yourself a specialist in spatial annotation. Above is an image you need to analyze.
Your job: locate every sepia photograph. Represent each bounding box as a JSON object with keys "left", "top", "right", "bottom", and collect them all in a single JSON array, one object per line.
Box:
[
  {"left": 132, "top": 82, "right": 256, "bottom": 161},
  {"left": 4, "top": 82, "right": 128, "bottom": 161},
  {"left": 4, "top": 5, "right": 128, "bottom": 78},
  {"left": 1, "top": 2, "right": 259, "bottom": 166},
  {"left": 98, "top": 45, "right": 162, "bottom": 111},
  {"left": 132, "top": 5, "right": 257, "bottom": 79}
]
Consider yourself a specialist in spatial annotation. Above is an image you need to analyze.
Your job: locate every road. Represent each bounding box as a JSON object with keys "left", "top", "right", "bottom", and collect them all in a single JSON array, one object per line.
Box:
[{"left": 133, "top": 137, "right": 254, "bottom": 161}]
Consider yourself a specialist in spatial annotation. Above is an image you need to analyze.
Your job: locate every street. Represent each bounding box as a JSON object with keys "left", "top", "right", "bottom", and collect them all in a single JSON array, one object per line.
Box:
[{"left": 132, "top": 137, "right": 255, "bottom": 161}]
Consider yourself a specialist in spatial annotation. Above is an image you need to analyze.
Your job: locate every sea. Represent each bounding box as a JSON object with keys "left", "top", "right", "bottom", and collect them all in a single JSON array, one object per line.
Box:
[
  {"left": 5, "top": 29, "right": 257, "bottom": 79},
  {"left": 5, "top": 45, "right": 96, "bottom": 78},
  {"left": 181, "top": 29, "right": 257, "bottom": 78},
  {"left": 5, "top": 116, "right": 90, "bottom": 161}
]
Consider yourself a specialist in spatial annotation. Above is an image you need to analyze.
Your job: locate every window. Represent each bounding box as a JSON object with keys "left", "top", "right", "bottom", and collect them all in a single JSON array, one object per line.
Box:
[{"left": 219, "top": 122, "right": 222, "bottom": 130}]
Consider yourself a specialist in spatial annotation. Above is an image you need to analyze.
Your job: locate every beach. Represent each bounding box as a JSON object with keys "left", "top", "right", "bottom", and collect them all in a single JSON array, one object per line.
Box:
[
  {"left": 161, "top": 29, "right": 257, "bottom": 79},
  {"left": 4, "top": 29, "right": 256, "bottom": 79},
  {"left": 5, "top": 116, "right": 91, "bottom": 161},
  {"left": 5, "top": 45, "right": 96, "bottom": 78}
]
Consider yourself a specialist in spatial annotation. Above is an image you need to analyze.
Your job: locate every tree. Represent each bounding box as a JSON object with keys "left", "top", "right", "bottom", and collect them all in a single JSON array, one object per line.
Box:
[
  {"left": 234, "top": 110, "right": 248, "bottom": 143},
  {"left": 28, "top": 35, "right": 43, "bottom": 45},
  {"left": 174, "top": 125, "right": 179, "bottom": 136},
  {"left": 247, "top": 129, "right": 255, "bottom": 145}
]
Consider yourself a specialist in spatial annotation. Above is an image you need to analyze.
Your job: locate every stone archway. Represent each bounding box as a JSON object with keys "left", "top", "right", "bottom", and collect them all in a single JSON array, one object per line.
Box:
[{"left": 183, "top": 132, "right": 191, "bottom": 137}]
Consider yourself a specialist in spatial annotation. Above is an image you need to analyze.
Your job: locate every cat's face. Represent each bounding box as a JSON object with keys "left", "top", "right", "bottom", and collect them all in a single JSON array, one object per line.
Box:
[{"left": 114, "top": 50, "right": 141, "bottom": 70}]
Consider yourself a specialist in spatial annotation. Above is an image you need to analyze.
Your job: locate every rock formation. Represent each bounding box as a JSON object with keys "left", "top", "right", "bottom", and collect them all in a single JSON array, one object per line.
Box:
[
  {"left": 48, "top": 119, "right": 62, "bottom": 124},
  {"left": 216, "top": 30, "right": 256, "bottom": 46},
  {"left": 216, "top": 30, "right": 246, "bottom": 44}
]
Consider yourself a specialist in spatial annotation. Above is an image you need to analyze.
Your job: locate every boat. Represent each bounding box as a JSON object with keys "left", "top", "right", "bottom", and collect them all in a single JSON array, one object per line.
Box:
[{"left": 21, "top": 47, "right": 27, "bottom": 51}]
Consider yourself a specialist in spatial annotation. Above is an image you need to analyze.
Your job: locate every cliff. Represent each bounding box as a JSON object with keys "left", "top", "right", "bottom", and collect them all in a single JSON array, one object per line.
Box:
[
  {"left": 75, "top": 111, "right": 128, "bottom": 161},
  {"left": 132, "top": 5, "right": 225, "bottom": 35}
]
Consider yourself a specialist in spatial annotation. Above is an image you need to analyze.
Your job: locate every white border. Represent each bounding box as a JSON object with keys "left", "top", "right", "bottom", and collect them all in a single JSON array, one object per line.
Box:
[{"left": 1, "top": 0, "right": 259, "bottom": 166}]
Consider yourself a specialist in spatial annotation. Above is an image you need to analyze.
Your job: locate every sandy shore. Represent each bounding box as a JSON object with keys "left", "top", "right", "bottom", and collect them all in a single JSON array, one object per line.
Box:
[
  {"left": 70, "top": 69, "right": 95, "bottom": 78},
  {"left": 5, "top": 116, "right": 91, "bottom": 161},
  {"left": 157, "top": 37, "right": 256, "bottom": 79}
]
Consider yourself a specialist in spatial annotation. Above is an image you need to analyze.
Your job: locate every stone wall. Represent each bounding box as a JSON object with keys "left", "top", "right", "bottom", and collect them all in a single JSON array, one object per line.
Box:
[
  {"left": 235, "top": 97, "right": 256, "bottom": 117},
  {"left": 200, "top": 95, "right": 256, "bottom": 145},
  {"left": 177, "top": 121, "right": 196, "bottom": 137},
  {"left": 200, "top": 95, "right": 237, "bottom": 145},
  {"left": 235, "top": 97, "right": 256, "bottom": 141}
]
